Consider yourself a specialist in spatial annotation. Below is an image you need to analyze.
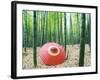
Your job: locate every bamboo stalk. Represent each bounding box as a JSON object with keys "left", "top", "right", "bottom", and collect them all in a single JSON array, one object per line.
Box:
[
  {"left": 33, "top": 11, "right": 37, "bottom": 67},
  {"left": 79, "top": 13, "right": 86, "bottom": 66},
  {"left": 70, "top": 13, "right": 73, "bottom": 45},
  {"left": 46, "top": 12, "right": 48, "bottom": 43},
  {"left": 88, "top": 14, "right": 91, "bottom": 50},
  {"left": 24, "top": 11, "right": 27, "bottom": 52}
]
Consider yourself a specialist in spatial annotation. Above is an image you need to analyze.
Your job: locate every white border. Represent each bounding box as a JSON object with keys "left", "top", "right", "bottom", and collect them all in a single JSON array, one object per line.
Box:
[{"left": 17, "top": 3, "right": 96, "bottom": 77}]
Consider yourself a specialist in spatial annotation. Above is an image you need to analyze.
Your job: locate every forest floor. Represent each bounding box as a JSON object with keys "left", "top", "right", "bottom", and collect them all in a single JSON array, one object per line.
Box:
[{"left": 22, "top": 44, "right": 91, "bottom": 69}]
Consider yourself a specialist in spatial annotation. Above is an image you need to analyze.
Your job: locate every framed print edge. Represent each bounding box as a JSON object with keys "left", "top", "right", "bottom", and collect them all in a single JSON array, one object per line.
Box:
[
  {"left": 96, "top": 6, "right": 98, "bottom": 74},
  {"left": 11, "top": 1, "right": 17, "bottom": 79},
  {"left": 11, "top": 1, "right": 98, "bottom": 79}
]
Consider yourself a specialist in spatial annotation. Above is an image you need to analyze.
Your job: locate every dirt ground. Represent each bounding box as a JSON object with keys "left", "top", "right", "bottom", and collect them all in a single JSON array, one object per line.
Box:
[{"left": 22, "top": 44, "right": 91, "bottom": 69}]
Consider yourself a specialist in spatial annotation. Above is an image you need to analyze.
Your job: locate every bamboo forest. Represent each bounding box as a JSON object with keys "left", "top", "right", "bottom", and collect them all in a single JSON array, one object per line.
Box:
[{"left": 22, "top": 10, "right": 91, "bottom": 69}]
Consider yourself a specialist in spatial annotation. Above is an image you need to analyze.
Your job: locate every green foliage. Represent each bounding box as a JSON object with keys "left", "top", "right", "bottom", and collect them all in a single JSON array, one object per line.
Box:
[{"left": 22, "top": 11, "right": 91, "bottom": 47}]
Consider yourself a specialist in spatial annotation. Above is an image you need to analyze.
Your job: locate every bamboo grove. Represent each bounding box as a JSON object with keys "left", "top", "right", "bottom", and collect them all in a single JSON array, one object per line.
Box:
[{"left": 22, "top": 10, "right": 91, "bottom": 67}]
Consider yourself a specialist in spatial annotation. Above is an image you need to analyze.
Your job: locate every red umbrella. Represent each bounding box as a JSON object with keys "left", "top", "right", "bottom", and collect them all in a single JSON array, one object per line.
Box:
[{"left": 39, "top": 42, "right": 68, "bottom": 66}]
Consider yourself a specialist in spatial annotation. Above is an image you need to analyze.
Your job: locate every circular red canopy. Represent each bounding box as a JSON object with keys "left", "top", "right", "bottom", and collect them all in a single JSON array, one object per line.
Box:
[{"left": 39, "top": 42, "right": 67, "bottom": 66}]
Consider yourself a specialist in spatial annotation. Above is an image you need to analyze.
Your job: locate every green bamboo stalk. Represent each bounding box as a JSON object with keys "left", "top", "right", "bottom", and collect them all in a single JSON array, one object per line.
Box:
[
  {"left": 26, "top": 11, "right": 30, "bottom": 47},
  {"left": 48, "top": 12, "right": 50, "bottom": 42},
  {"left": 49, "top": 12, "right": 52, "bottom": 42},
  {"left": 36, "top": 11, "right": 39, "bottom": 46},
  {"left": 40, "top": 12, "right": 42, "bottom": 46},
  {"left": 37, "top": 11, "right": 41, "bottom": 46},
  {"left": 24, "top": 11, "right": 27, "bottom": 52},
  {"left": 33, "top": 11, "right": 37, "bottom": 67},
  {"left": 38, "top": 11, "right": 42, "bottom": 46},
  {"left": 44, "top": 11, "right": 48, "bottom": 43},
  {"left": 45, "top": 12, "right": 48, "bottom": 42},
  {"left": 79, "top": 13, "right": 86, "bottom": 66},
  {"left": 28, "top": 12, "right": 32, "bottom": 47},
  {"left": 84, "top": 14, "right": 88, "bottom": 44},
  {"left": 55, "top": 12, "right": 58, "bottom": 43},
  {"left": 74, "top": 13, "right": 79, "bottom": 44},
  {"left": 41, "top": 12, "right": 44, "bottom": 45},
  {"left": 60, "top": 13, "right": 63, "bottom": 45},
  {"left": 70, "top": 13, "right": 73, "bottom": 45},
  {"left": 64, "top": 12, "right": 67, "bottom": 51},
  {"left": 53, "top": 12, "right": 56, "bottom": 42},
  {"left": 61, "top": 13, "right": 64, "bottom": 45},
  {"left": 57, "top": 12, "right": 60, "bottom": 44},
  {"left": 77, "top": 13, "right": 80, "bottom": 44},
  {"left": 22, "top": 11, "right": 26, "bottom": 51},
  {"left": 88, "top": 14, "right": 91, "bottom": 50}
]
